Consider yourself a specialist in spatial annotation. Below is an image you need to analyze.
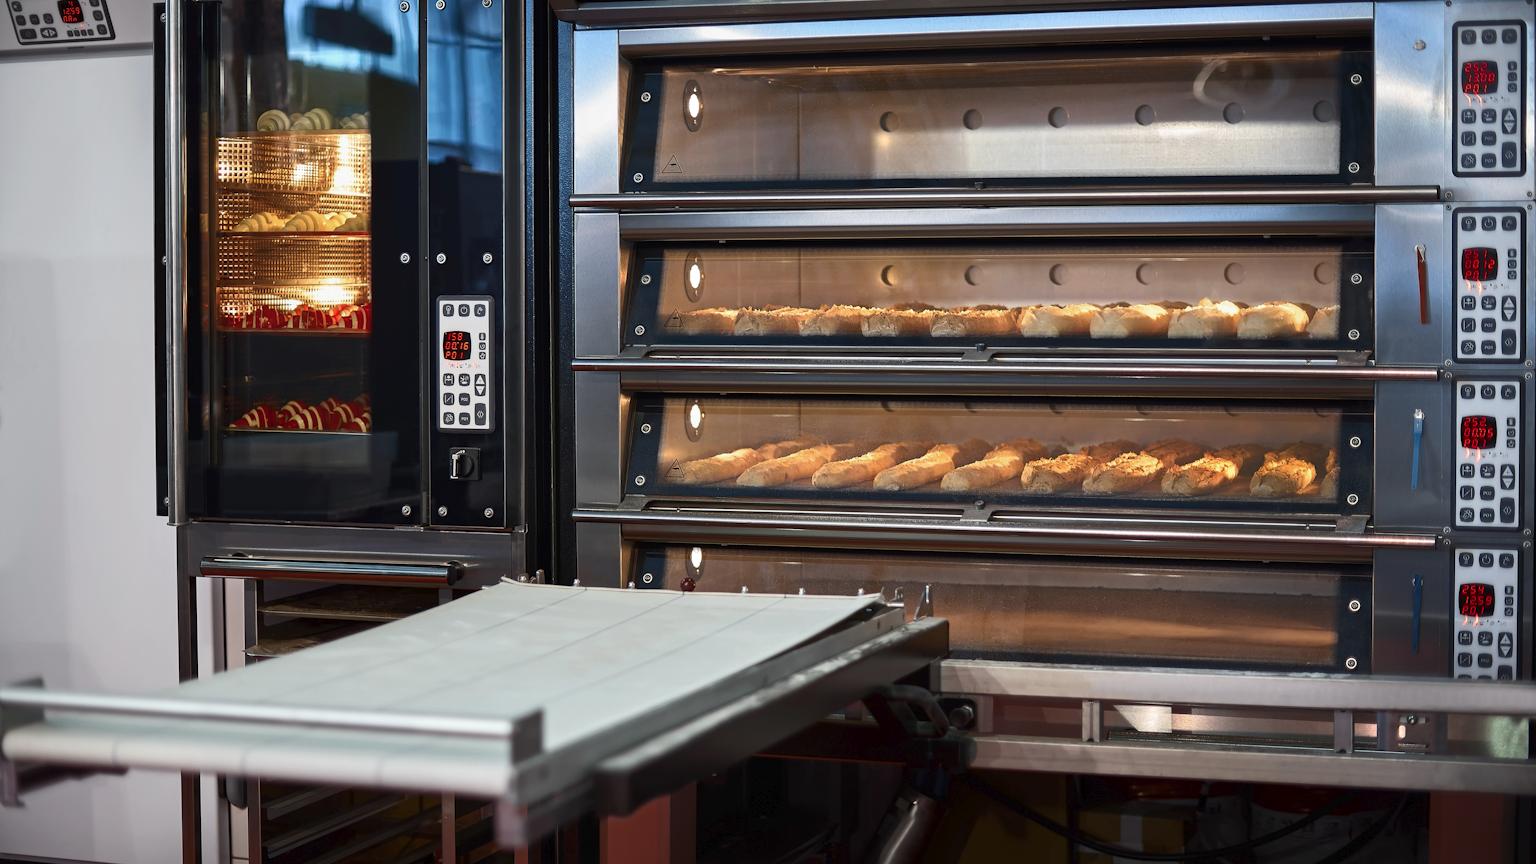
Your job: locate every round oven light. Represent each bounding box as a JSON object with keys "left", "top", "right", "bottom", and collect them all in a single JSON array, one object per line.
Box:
[
  {"left": 689, "top": 546, "right": 705, "bottom": 570},
  {"left": 687, "top": 401, "right": 704, "bottom": 431},
  {"left": 686, "top": 91, "right": 702, "bottom": 121},
  {"left": 683, "top": 80, "right": 704, "bottom": 132},
  {"left": 688, "top": 261, "right": 703, "bottom": 292}
]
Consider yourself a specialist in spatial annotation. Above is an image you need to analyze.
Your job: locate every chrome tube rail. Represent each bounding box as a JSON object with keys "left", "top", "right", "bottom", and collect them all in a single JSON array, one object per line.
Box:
[
  {"left": 574, "top": 357, "right": 1440, "bottom": 382},
  {"left": 199, "top": 556, "right": 462, "bottom": 586},
  {"left": 163, "top": 0, "right": 186, "bottom": 525}
]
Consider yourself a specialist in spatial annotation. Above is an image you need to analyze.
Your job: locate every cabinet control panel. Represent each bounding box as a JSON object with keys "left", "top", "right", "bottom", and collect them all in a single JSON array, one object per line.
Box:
[
  {"left": 1454, "top": 380, "right": 1521, "bottom": 527},
  {"left": 1454, "top": 208, "right": 1525, "bottom": 361},
  {"left": 436, "top": 295, "right": 494, "bottom": 433},
  {"left": 5, "top": 0, "right": 113, "bottom": 45},
  {"left": 1453, "top": 548, "right": 1519, "bottom": 679},
  {"left": 1453, "top": 20, "right": 1526, "bottom": 177}
]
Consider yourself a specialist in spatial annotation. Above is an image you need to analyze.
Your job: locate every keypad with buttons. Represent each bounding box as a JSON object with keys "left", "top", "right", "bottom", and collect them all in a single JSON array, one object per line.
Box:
[
  {"left": 436, "top": 296, "right": 494, "bottom": 432},
  {"left": 1452, "top": 21, "right": 1526, "bottom": 177},
  {"left": 1453, "top": 548, "right": 1519, "bottom": 681},
  {"left": 1455, "top": 380, "right": 1520, "bottom": 527},
  {"left": 1453, "top": 208, "right": 1524, "bottom": 361},
  {"left": 5, "top": 0, "right": 114, "bottom": 43}
]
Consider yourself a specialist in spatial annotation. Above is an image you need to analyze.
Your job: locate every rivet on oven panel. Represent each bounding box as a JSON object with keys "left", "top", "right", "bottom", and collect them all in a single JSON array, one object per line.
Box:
[
  {"left": 1413, "top": 40, "right": 1427, "bottom": 51},
  {"left": 1346, "top": 493, "right": 1360, "bottom": 505},
  {"left": 1350, "top": 273, "right": 1363, "bottom": 285},
  {"left": 640, "top": 92, "right": 652, "bottom": 103},
  {"left": 634, "top": 475, "right": 647, "bottom": 486},
  {"left": 436, "top": 252, "right": 447, "bottom": 264},
  {"left": 1347, "top": 328, "right": 1360, "bottom": 341},
  {"left": 1349, "top": 436, "right": 1362, "bottom": 448},
  {"left": 1347, "top": 162, "right": 1360, "bottom": 174},
  {"left": 1344, "top": 657, "right": 1358, "bottom": 670},
  {"left": 633, "top": 173, "right": 645, "bottom": 184},
  {"left": 1349, "top": 73, "right": 1363, "bottom": 86},
  {"left": 634, "top": 324, "right": 647, "bottom": 336},
  {"left": 400, "top": 252, "right": 411, "bottom": 264},
  {"left": 482, "top": 0, "right": 491, "bottom": 6},
  {"left": 1348, "top": 599, "right": 1362, "bottom": 613},
  {"left": 435, "top": 0, "right": 444, "bottom": 9},
  {"left": 482, "top": 252, "right": 493, "bottom": 264},
  {"left": 640, "top": 274, "right": 652, "bottom": 285},
  {"left": 437, "top": 506, "right": 448, "bottom": 517},
  {"left": 399, "top": 1, "right": 410, "bottom": 11},
  {"left": 641, "top": 572, "right": 654, "bottom": 585},
  {"left": 640, "top": 422, "right": 653, "bottom": 434},
  {"left": 484, "top": 508, "right": 494, "bottom": 518},
  {"left": 401, "top": 505, "right": 413, "bottom": 516}
]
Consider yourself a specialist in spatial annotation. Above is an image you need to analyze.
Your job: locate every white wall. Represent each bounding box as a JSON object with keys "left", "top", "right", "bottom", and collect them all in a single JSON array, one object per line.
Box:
[{"left": 0, "top": 49, "right": 183, "bottom": 862}]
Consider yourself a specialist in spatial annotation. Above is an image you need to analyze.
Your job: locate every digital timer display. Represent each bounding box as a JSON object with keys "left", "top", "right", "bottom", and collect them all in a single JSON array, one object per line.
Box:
[
  {"left": 57, "top": 0, "right": 83, "bottom": 24},
  {"left": 1462, "top": 414, "right": 1498, "bottom": 450},
  {"left": 1459, "top": 582, "right": 1496, "bottom": 618},
  {"left": 1462, "top": 247, "right": 1499, "bottom": 282},
  {"left": 1462, "top": 60, "right": 1499, "bottom": 95},
  {"left": 442, "top": 330, "right": 472, "bottom": 361}
]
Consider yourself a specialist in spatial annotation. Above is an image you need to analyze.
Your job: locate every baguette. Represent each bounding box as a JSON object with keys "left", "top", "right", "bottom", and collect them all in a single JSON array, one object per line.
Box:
[
  {"left": 738, "top": 442, "right": 871, "bottom": 488},
  {"left": 1079, "top": 439, "right": 1141, "bottom": 461},
  {"left": 675, "top": 437, "right": 818, "bottom": 484},
  {"left": 678, "top": 308, "right": 739, "bottom": 335},
  {"left": 811, "top": 440, "right": 934, "bottom": 489},
  {"left": 1249, "top": 442, "right": 1330, "bottom": 498},
  {"left": 1143, "top": 439, "right": 1208, "bottom": 468},
  {"left": 862, "top": 303, "right": 940, "bottom": 337},
  {"left": 1167, "top": 299, "right": 1242, "bottom": 340},
  {"left": 873, "top": 439, "right": 991, "bottom": 491},
  {"left": 931, "top": 306, "right": 1020, "bottom": 338},
  {"left": 800, "top": 305, "right": 874, "bottom": 336},
  {"left": 1021, "top": 452, "right": 1102, "bottom": 493},
  {"left": 1307, "top": 304, "right": 1341, "bottom": 339},
  {"left": 1090, "top": 304, "right": 1171, "bottom": 339},
  {"left": 1237, "top": 302, "right": 1312, "bottom": 339},
  {"left": 1160, "top": 445, "right": 1263, "bottom": 497},
  {"left": 735, "top": 307, "right": 813, "bottom": 336},
  {"left": 1083, "top": 451, "right": 1167, "bottom": 494},
  {"left": 941, "top": 439, "right": 1056, "bottom": 492},
  {"left": 1018, "top": 303, "right": 1099, "bottom": 337}
]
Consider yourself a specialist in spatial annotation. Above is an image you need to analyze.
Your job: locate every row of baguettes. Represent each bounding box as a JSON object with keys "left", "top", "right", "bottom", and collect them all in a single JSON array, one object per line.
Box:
[
  {"left": 675, "top": 438, "right": 1340, "bottom": 499},
  {"left": 675, "top": 299, "right": 1341, "bottom": 340}
]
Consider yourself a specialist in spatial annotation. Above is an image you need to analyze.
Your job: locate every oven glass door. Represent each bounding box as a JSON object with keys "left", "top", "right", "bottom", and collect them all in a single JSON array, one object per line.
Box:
[
  {"left": 186, "top": 0, "right": 423, "bottom": 523},
  {"left": 626, "top": 396, "right": 1370, "bottom": 517},
  {"left": 631, "top": 544, "right": 1371, "bottom": 672},
  {"left": 621, "top": 44, "right": 1371, "bottom": 190},
  {"left": 624, "top": 241, "right": 1372, "bottom": 352}
]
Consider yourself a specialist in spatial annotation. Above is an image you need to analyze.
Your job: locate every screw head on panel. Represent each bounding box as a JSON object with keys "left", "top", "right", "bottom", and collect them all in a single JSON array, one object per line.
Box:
[
  {"left": 484, "top": 508, "right": 495, "bottom": 518},
  {"left": 1347, "top": 328, "right": 1360, "bottom": 341},
  {"left": 437, "top": 505, "right": 448, "bottom": 517},
  {"left": 1348, "top": 599, "right": 1362, "bottom": 613},
  {"left": 1349, "top": 73, "right": 1363, "bottom": 85},
  {"left": 1350, "top": 273, "right": 1363, "bottom": 285},
  {"left": 482, "top": 252, "right": 493, "bottom": 264},
  {"left": 401, "top": 505, "right": 413, "bottom": 516},
  {"left": 640, "top": 92, "right": 652, "bottom": 103},
  {"left": 400, "top": 252, "right": 411, "bottom": 263},
  {"left": 482, "top": 0, "right": 492, "bottom": 6},
  {"left": 399, "top": 1, "right": 409, "bottom": 11},
  {"left": 633, "top": 173, "right": 645, "bottom": 184},
  {"left": 1347, "top": 162, "right": 1360, "bottom": 174},
  {"left": 634, "top": 475, "right": 646, "bottom": 486},
  {"left": 634, "top": 325, "right": 646, "bottom": 336},
  {"left": 435, "top": 0, "right": 445, "bottom": 8},
  {"left": 435, "top": 252, "right": 447, "bottom": 264},
  {"left": 1349, "top": 436, "right": 1362, "bottom": 448},
  {"left": 641, "top": 572, "right": 654, "bottom": 584},
  {"left": 640, "top": 423, "right": 653, "bottom": 434},
  {"left": 1346, "top": 493, "right": 1360, "bottom": 505},
  {"left": 1344, "top": 657, "right": 1358, "bottom": 670},
  {"left": 640, "top": 274, "right": 652, "bottom": 285}
]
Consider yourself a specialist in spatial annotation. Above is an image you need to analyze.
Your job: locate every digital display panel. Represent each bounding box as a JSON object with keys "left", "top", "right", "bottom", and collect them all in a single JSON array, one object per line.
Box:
[
  {"left": 1462, "top": 60, "right": 1498, "bottom": 95},
  {"left": 1459, "top": 582, "right": 1495, "bottom": 618},
  {"left": 1462, "top": 247, "right": 1499, "bottom": 282},
  {"left": 1462, "top": 415, "right": 1498, "bottom": 450},
  {"left": 56, "top": 0, "right": 83, "bottom": 23},
  {"left": 442, "top": 330, "right": 472, "bottom": 361}
]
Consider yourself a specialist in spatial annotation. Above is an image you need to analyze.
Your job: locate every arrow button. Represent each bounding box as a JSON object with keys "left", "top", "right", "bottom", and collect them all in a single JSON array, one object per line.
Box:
[
  {"left": 1498, "top": 631, "right": 1514, "bottom": 658},
  {"left": 1502, "top": 296, "right": 1518, "bottom": 322},
  {"left": 474, "top": 373, "right": 487, "bottom": 397},
  {"left": 1501, "top": 464, "right": 1516, "bottom": 490},
  {"left": 1504, "top": 108, "right": 1518, "bottom": 135}
]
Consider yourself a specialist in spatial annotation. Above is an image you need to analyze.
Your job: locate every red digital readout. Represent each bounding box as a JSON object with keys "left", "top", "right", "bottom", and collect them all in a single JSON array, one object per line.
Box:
[
  {"left": 442, "top": 330, "right": 472, "bottom": 361},
  {"left": 1463, "top": 247, "right": 1499, "bottom": 282},
  {"left": 1462, "top": 60, "right": 1498, "bottom": 95},
  {"left": 1459, "top": 582, "right": 1495, "bottom": 618},
  {"left": 56, "top": 0, "right": 83, "bottom": 24},
  {"left": 1462, "top": 414, "right": 1498, "bottom": 450}
]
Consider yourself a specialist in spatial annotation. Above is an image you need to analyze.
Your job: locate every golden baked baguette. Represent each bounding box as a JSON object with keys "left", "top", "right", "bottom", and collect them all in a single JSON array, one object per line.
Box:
[
  {"left": 1021, "top": 453, "right": 1102, "bottom": 493},
  {"left": 1250, "top": 443, "right": 1329, "bottom": 498},
  {"left": 1090, "top": 304, "right": 1171, "bottom": 339},
  {"left": 735, "top": 307, "right": 813, "bottom": 336},
  {"left": 873, "top": 439, "right": 991, "bottom": 491},
  {"left": 1018, "top": 304, "right": 1099, "bottom": 337},
  {"left": 801, "top": 305, "right": 874, "bottom": 336},
  {"left": 1167, "top": 299, "right": 1242, "bottom": 340},
  {"left": 941, "top": 439, "right": 1056, "bottom": 492},
  {"left": 678, "top": 308, "right": 739, "bottom": 335},
  {"left": 676, "top": 437, "right": 819, "bottom": 484},
  {"left": 1237, "top": 302, "right": 1313, "bottom": 339},
  {"left": 1083, "top": 452, "right": 1166, "bottom": 494},
  {"left": 930, "top": 306, "right": 1020, "bottom": 338},
  {"left": 1161, "top": 445, "right": 1267, "bottom": 497},
  {"left": 1079, "top": 439, "right": 1140, "bottom": 461},
  {"left": 812, "top": 441, "right": 934, "bottom": 489},
  {"left": 1307, "top": 304, "right": 1341, "bottom": 339},
  {"left": 863, "top": 303, "right": 940, "bottom": 337},
  {"left": 738, "top": 442, "right": 871, "bottom": 488},
  {"left": 1143, "top": 439, "right": 1208, "bottom": 468},
  {"left": 1211, "top": 444, "right": 1267, "bottom": 475}
]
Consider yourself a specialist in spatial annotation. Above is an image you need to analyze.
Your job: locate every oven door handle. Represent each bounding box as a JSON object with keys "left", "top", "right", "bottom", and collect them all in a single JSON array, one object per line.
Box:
[
  {"left": 1416, "top": 244, "right": 1430, "bottom": 325},
  {"left": 575, "top": 357, "right": 1439, "bottom": 382},
  {"left": 199, "top": 557, "right": 463, "bottom": 586}
]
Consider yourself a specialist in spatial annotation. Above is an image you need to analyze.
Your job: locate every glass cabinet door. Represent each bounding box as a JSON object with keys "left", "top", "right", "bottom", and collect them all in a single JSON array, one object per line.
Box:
[{"left": 187, "top": 0, "right": 421, "bottom": 523}]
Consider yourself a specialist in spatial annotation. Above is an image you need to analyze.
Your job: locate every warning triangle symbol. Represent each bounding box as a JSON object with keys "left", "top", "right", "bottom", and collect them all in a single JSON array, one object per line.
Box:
[
  {"left": 665, "top": 310, "right": 683, "bottom": 329},
  {"left": 660, "top": 154, "right": 683, "bottom": 174},
  {"left": 668, "top": 460, "right": 683, "bottom": 476}
]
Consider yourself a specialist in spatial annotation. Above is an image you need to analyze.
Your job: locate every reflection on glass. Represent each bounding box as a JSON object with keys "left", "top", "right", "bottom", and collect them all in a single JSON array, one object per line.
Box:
[
  {"left": 628, "top": 242, "right": 1370, "bottom": 347},
  {"left": 635, "top": 545, "right": 1362, "bottom": 670}
]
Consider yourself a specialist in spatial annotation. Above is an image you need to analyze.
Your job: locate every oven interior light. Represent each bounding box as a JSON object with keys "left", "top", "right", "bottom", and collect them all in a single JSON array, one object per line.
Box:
[
  {"left": 687, "top": 401, "right": 704, "bottom": 431},
  {"left": 685, "top": 90, "right": 702, "bottom": 121},
  {"left": 687, "top": 261, "right": 703, "bottom": 292},
  {"left": 308, "top": 281, "right": 353, "bottom": 307},
  {"left": 689, "top": 546, "right": 705, "bottom": 570}
]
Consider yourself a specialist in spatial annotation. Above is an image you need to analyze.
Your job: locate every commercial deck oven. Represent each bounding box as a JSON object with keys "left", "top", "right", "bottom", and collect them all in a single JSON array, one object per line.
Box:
[{"left": 560, "top": 0, "right": 1536, "bottom": 792}]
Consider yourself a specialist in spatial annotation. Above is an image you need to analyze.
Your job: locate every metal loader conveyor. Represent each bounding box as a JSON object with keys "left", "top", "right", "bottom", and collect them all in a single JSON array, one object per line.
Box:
[{"left": 0, "top": 581, "right": 950, "bottom": 846}]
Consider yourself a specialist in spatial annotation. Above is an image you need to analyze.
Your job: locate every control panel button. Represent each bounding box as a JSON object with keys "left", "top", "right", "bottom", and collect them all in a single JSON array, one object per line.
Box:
[
  {"left": 1498, "top": 666, "right": 1513, "bottom": 680},
  {"left": 1459, "top": 630, "right": 1474, "bottom": 645},
  {"left": 1457, "top": 652, "right": 1473, "bottom": 668},
  {"left": 1498, "top": 632, "right": 1514, "bottom": 658},
  {"left": 1478, "top": 630, "right": 1494, "bottom": 646},
  {"left": 1477, "top": 653, "right": 1494, "bottom": 668}
]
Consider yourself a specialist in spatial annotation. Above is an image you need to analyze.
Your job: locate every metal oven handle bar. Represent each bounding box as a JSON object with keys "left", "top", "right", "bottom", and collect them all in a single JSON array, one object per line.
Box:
[
  {"left": 573, "top": 508, "right": 1438, "bottom": 551},
  {"left": 571, "top": 187, "right": 1442, "bottom": 212},
  {"left": 199, "top": 557, "right": 463, "bottom": 586},
  {"left": 574, "top": 357, "right": 1440, "bottom": 382},
  {"left": 163, "top": 0, "right": 186, "bottom": 524}
]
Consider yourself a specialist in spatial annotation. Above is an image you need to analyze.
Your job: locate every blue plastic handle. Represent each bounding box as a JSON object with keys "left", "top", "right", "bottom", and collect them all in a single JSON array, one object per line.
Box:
[{"left": 1410, "top": 409, "right": 1424, "bottom": 491}]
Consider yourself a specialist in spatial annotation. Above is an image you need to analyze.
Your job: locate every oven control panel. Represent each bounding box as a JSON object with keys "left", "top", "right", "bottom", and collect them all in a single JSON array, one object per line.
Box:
[
  {"left": 1453, "top": 548, "right": 1519, "bottom": 679},
  {"left": 1455, "top": 380, "right": 1521, "bottom": 527},
  {"left": 1452, "top": 20, "right": 1526, "bottom": 177},
  {"left": 6, "top": 0, "right": 113, "bottom": 44},
  {"left": 436, "top": 295, "right": 494, "bottom": 433},
  {"left": 1453, "top": 208, "right": 1525, "bottom": 361}
]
